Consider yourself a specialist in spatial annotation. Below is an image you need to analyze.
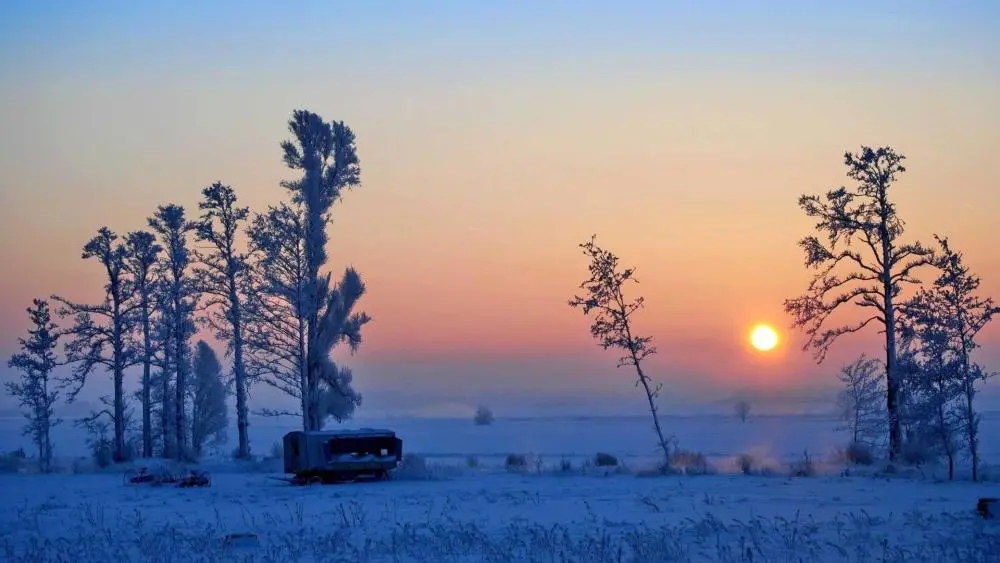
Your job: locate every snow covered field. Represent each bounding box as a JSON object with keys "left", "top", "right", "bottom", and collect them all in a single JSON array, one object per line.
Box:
[{"left": 3, "top": 414, "right": 1000, "bottom": 562}]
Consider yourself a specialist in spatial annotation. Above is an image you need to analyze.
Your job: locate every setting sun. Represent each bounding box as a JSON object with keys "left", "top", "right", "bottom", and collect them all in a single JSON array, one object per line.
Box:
[{"left": 750, "top": 324, "right": 779, "bottom": 352}]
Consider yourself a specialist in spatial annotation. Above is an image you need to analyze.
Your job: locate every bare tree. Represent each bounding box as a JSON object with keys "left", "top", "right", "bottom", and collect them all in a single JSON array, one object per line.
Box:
[
  {"left": 474, "top": 405, "right": 494, "bottom": 426},
  {"left": 784, "top": 146, "right": 934, "bottom": 460},
  {"left": 279, "top": 109, "right": 368, "bottom": 430},
  {"left": 5, "top": 299, "right": 62, "bottom": 472},
  {"left": 190, "top": 340, "right": 228, "bottom": 458},
  {"left": 149, "top": 204, "right": 199, "bottom": 461},
  {"left": 569, "top": 235, "right": 669, "bottom": 464},
  {"left": 194, "top": 182, "right": 252, "bottom": 459},
  {"left": 124, "top": 230, "right": 161, "bottom": 457},
  {"left": 908, "top": 235, "right": 998, "bottom": 481},
  {"left": 53, "top": 227, "right": 138, "bottom": 463},
  {"left": 835, "top": 354, "right": 886, "bottom": 449}
]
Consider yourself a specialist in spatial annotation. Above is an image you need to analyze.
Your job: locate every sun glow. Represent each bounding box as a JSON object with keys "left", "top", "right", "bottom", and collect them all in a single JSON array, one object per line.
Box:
[{"left": 750, "top": 324, "right": 779, "bottom": 352}]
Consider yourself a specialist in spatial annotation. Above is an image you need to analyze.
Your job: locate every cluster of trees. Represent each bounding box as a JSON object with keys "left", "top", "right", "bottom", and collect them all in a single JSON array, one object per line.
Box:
[
  {"left": 786, "top": 146, "right": 997, "bottom": 480},
  {"left": 5, "top": 109, "right": 371, "bottom": 470}
]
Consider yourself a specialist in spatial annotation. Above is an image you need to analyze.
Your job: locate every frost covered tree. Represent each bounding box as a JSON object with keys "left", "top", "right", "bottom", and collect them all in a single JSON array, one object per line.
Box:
[
  {"left": 194, "top": 182, "right": 252, "bottom": 458},
  {"left": 784, "top": 146, "right": 934, "bottom": 460},
  {"left": 245, "top": 204, "right": 309, "bottom": 426},
  {"left": 905, "top": 321, "right": 961, "bottom": 478},
  {"left": 569, "top": 235, "right": 669, "bottom": 464},
  {"left": 835, "top": 354, "right": 886, "bottom": 449},
  {"left": 189, "top": 340, "right": 228, "bottom": 458},
  {"left": 53, "top": 227, "right": 138, "bottom": 463},
  {"left": 5, "top": 299, "right": 62, "bottom": 472},
  {"left": 124, "top": 230, "right": 161, "bottom": 457},
  {"left": 149, "top": 204, "right": 199, "bottom": 460},
  {"left": 149, "top": 292, "right": 176, "bottom": 457},
  {"left": 907, "top": 236, "right": 998, "bottom": 480},
  {"left": 277, "top": 109, "right": 368, "bottom": 430}
]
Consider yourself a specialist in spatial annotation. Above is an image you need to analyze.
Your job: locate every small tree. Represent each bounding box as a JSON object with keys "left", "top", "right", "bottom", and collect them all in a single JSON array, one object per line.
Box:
[
  {"left": 905, "top": 324, "right": 961, "bottom": 478},
  {"left": 783, "top": 146, "right": 934, "bottom": 460},
  {"left": 909, "top": 236, "right": 998, "bottom": 481},
  {"left": 194, "top": 182, "right": 252, "bottom": 459},
  {"left": 835, "top": 354, "right": 886, "bottom": 449},
  {"left": 5, "top": 299, "right": 62, "bottom": 473},
  {"left": 189, "top": 340, "right": 228, "bottom": 458},
  {"left": 569, "top": 235, "right": 669, "bottom": 464},
  {"left": 734, "top": 400, "right": 751, "bottom": 423},
  {"left": 474, "top": 405, "right": 494, "bottom": 426}
]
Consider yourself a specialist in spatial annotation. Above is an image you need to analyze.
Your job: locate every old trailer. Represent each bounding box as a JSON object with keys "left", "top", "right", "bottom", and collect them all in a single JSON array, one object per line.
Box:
[{"left": 282, "top": 428, "right": 402, "bottom": 484}]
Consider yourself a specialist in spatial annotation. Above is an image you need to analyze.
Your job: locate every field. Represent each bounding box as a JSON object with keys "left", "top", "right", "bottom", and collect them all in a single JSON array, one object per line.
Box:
[{"left": 2, "top": 414, "right": 1000, "bottom": 562}]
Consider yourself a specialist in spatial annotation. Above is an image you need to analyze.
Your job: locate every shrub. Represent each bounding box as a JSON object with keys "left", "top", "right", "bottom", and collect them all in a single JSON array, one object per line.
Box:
[
  {"left": 466, "top": 455, "right": 479, "bottom": 468},
  {"left": 844, "top": 441, "right": 874, "bottom": 466},
  {"left": 0, "top": 449, "right": 26, "bottom": 473},
  {"left": 737, "top": 453, "right": 755, "bottom": 475},
  {"left": 901, "top": 437, "right": 937, "bottom": 466},
  {"left": 789, "top": 450, "right": 815, "bottom": 477},
  {"left": 594, "top": 452, "right": 619, "bottom": 467},
  {"left": 671, "top": 450, "right": 711, "bottom": 475},
  {"left": 505, "top": 453, "right": 526, "bottom": 471},
  {"left": 473, "top": 406, "right": 494, "bottom": 426},
  {"left": 268, "top": 442, "right": 283, "bottom": 460},
  {"left": 560, "top": 458, "right": 573, "bottom": 472},
  {"left": 394, "top": 453, "right": 431, "bottom": 480}
]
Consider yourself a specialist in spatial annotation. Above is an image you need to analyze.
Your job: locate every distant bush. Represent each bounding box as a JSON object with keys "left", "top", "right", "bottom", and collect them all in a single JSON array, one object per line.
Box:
[
  {"left": 594, "top": 452, "right": 619, "bottom": 467},
  {"left": 737, "top": 453, "right": 755, "bottom": 475},
  {"left": 844, "top": 441, "right": 874, "bottom": 466},
  {"left": 671, "top": 450, "right": 711, "bottom": 475},
  {"left": 473, "top": 406, "right": 494, "bottom": 426},
  {"left": 466, "top": 455, "right": 479, "bottom": 468},
  {"left": 505, "top": 453, "right": 526, "bottom": 471},
  {"left": 268, "top": 442, "right": 283, "bottom": 460},
  {"left": 0, "top": 449, "right": 26, "bottom": 473},
  {"left": 394, "top": 453, "right": 431, "bottom": 480},
  {"left": 901, "top": 437, "right": 937, "bottom": 466},
  {"left": 560, "top": 458, "right": 573, "bottom": 472},
  {"left": 789, "top": 450, "right": 815, "bottom": 477}
]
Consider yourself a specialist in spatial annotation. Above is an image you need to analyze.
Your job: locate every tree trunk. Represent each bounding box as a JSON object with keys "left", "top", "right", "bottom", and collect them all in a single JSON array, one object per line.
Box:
[
  {"left": 298, "top": 317, "right": 308, "bottom": 432},
  {"left": 112, "top": 297, "right": 126, "bottom": 463},
  {"left": 140, "top": 292, "right": 153, "bottom": 458},
  {"left": 231, "top": 285, "right": 250, "bottom": 459},
  {"left": 160, "top": 346, "right": 172, "bottom": 458},
  {"left": 634, "top": 361, "right": 670, "bottom": 465},
  {"left": 967, "top": 388, "right": 979, "bottom": 482},
  {"left": 174, "top": 317, "right": 186, "bottom": 461},
  {"left": 881, "top": 236, "right": 901, "bottom": 461}
]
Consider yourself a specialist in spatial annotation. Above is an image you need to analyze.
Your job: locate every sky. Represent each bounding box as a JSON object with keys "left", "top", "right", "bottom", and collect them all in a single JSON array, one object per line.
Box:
[{"left": 1, "top": 0, "right": 999, "bottom": 419}]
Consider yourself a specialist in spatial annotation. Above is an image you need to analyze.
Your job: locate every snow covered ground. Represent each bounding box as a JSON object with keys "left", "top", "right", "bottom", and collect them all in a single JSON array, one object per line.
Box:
[{"left": 2, "top": 414, "right": 1000, "bottom": 562}]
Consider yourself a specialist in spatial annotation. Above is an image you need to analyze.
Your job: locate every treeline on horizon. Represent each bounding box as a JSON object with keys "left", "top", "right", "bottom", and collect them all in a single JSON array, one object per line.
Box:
[{"left": 5, "top": 109, "right": 370, "bottom": 470}]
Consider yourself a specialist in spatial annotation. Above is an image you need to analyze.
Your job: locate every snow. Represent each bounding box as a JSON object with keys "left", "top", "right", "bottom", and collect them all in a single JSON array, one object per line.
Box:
[{"left": 2, "top": 414, "right": 1000, "bottom": 561}]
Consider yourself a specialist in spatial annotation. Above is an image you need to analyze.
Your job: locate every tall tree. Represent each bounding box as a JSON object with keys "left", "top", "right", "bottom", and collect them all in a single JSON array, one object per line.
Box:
[
  {"left": 194, "top": 182, "right": 252, "bottom": 458},
  {"left": 149, "top": 204, "right": 198, "bottom": 460},
  {"left": 569, "top": 235, "right": 670, "bottom": 465},
  {"left": 5, "top": 299, "right": 62, "bottom": 472},
  {"left": 279, "top": 109, "right": 366, "bottom": 430},
  {"left": 124, "top": 230, "right": 161, "bottom": 457},
  {"left": 783, "top": 146, "right": 934, "bottom": 460},
  {"left": 908, "top": 235, "right": 998, "bottom": 480},
  {"left": 189, "top": 340, "right": 229, "bottom": 458},
  {"left": 53, "top": 227, "right": 137, "bottom": 463}
]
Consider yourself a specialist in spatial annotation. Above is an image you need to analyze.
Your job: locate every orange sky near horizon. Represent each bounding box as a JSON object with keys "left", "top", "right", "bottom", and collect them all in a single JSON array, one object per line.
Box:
[{"left": 1, "top": 2, "right": 999, "bottom": 410}]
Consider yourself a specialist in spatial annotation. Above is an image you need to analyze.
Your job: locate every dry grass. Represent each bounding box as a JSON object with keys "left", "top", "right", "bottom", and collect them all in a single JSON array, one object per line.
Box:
[{"left": 2, "top": 500, "right": 998, "bottom": 563}]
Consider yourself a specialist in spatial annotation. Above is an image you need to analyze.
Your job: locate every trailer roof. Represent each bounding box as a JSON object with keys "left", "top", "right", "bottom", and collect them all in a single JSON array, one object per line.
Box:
[{"left": 286, "top": 428, "right": 396, "bottom": 438}]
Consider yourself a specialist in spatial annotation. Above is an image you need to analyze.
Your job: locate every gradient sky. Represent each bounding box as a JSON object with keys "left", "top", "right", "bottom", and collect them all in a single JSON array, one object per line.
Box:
[{"left": 1, "top": 1, "right": 999, "bottom": 417}]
